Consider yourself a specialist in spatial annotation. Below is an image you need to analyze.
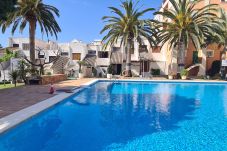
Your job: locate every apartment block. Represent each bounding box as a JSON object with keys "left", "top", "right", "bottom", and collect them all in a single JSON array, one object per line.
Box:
[{"left": 155, "top": 0, "right": 227, "bottom": 76}]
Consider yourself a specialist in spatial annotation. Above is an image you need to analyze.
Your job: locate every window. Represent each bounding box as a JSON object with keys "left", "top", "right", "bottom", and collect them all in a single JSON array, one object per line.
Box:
[
  {"left": 12, "top": 44, "right": 19, "bottom": 48},
  {"left": 22, "top": 43, "right": 30, "bottom": 50},
  {"left": 98, "top": 51, "right": 108, "bottom": 58},
  {"left": 139, "top": 45, "right": 148, "bottom": 53},
  {"left": 112, "top": 47, "right": 120, "bottom": 52},
  {"left": 61, "top": 52, "right": 69, "bottom": 56},
  {"left": 38, "top": 54, "right": 45, "bottom": 59},
  {"left": 152, "top": 46, "right": 161, "bottom": 53},
  {"left": 88, "top": 50, "right": 96, "bottom": 55},
  {"left": 72, "top": 53, "right": 81, "bottom": 60},
  {"left": 207, "top": 50, "right": 214, "bottom": 58},
  {"left": 49, "top": 56, "right": 57, "bottom": 62}
]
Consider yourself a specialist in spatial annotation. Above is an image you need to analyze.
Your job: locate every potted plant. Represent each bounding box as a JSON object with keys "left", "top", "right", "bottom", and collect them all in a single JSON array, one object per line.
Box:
[
  {"left": 168, "top": 71, "right": 175, "bottom": 80},
  {"left": 107, "top": 65, "right": 113, "bottom": 79},
  {"left": 180, "top": 69, "right": 188, "bottom": 80},
  {"left": 78, "top": 61, "right": 86, "bottom": 79}
]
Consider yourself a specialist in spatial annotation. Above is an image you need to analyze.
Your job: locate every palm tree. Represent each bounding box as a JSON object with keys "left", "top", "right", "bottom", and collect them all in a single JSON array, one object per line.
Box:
[
  {"left": 100, "top": 0, "right": 157, "bottom": 77},
  {"left": 218, "top": 9, "right": 227, "bottom": 60},
  {"left": 2, "top": 0, "right": 61, "bottom": 68},
  {"left": 0, "top": 0, "right": 16, "bottom": 24},
  {"left": 9, "top": 70, "right": 19, "bottom": 87},
  {"left": 155, "top": 0, "right": 218, "bottom": 72}
]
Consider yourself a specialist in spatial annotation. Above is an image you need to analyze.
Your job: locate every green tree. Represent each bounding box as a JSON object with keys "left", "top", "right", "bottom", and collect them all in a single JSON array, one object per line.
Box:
[
  {"left": 2, "top": 0, "right": 61, "bottom": 69},
  {"left": 217, "top": 9, "right": 227, "bottom": 60},
  {"left": 101, "top": 0, "right": 157, "bottom": 77},
  {"left": 155, "top": 0, "right": 218, "bottom": 72},
  {"left": 0, "top": 49, "right": 17, "bottom": 85},
  {"left": 17, "top": 59, "right": 31, "bottom": 84}
]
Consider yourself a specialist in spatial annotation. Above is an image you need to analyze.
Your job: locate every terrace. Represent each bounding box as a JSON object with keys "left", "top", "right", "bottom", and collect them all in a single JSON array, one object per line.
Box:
[{"left": 0, "top": 78, "right": 93, "bottom": 118}]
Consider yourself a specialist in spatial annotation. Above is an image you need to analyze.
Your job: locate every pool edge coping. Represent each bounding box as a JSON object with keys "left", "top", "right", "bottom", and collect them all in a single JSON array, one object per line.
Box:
[
  {"left": 103, "top": 79, "right": 227, "bottom": 83},
  {"left": 0, "top": 79, "right": 226, "bottom": 134},
  {"left": 0, "top": 79, "right": 99, "bottom": 134}
]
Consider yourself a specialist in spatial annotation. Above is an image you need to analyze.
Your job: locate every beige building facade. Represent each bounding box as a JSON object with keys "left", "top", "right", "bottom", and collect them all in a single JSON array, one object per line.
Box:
[{"left": 156, "top": 0, "right": 227, "bottom": 76}]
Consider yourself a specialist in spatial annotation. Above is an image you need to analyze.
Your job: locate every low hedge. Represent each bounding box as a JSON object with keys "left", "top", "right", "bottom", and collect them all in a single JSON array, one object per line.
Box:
[{"left": 0, "top": 81, "right": 11, "bottom": 84}]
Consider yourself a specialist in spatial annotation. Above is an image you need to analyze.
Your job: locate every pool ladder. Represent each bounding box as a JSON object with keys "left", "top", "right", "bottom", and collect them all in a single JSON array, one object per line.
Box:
[{"left": 112, "top": 77, "right": 118, "bottom": 84}]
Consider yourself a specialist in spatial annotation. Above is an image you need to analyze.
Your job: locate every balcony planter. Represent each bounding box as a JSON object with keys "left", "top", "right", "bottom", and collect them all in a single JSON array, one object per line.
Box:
[
  {"left": 180, "top": 69, "right": 188, "bottom": 80},
  {"left": 181, "top": 75, "right": 187, "bottom": 80},
  {"left": 168, "top": 71, "right": 175, "bottom": 80},
  {"left": 168, "top": 75, "right": 173, "bottom": 80}
]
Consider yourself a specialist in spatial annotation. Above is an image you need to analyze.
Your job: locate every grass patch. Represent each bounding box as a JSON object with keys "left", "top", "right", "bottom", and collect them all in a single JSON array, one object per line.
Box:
[{"left": 0, "top": 83, "right": 24, "bottom": 90}]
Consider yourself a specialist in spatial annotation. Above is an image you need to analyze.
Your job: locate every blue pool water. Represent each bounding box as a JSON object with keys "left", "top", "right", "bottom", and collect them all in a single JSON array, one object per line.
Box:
[{"left": 0, "top": 81, "right": 226, "bottom": 151}]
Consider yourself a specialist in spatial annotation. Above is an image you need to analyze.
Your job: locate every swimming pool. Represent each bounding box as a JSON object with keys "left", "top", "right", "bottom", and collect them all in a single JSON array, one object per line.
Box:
[{"left": 0, "top": 81, "right": 226, "bottom": 151}]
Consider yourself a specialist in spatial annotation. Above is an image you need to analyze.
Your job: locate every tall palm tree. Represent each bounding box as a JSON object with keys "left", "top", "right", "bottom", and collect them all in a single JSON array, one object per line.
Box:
[
  {"left": 155, "top": 0, "right": 218, "bottom": 72},
  {"left": 218, "top": 9, "right": 227, "bottom": 59},
  {"left": 100, "top": 0, "right": 157, "bottom": 77},
  {"left": 0, "top": 0, "right": 16, "bottom": 23},
  {"left": 2, "top": 0, "right": 61, "bottom": 68}
]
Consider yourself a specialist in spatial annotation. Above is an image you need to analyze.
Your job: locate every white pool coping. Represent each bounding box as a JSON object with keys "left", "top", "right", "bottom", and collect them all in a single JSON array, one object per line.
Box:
[
  {"left": 103, "top": 78, "right": 227, "bottom": 84},
  {"left": 0, "top": 78, "right": 226, "bottom": 134},
  {"left": 0, "top": 79, "right": 99, "bottom": 134}
]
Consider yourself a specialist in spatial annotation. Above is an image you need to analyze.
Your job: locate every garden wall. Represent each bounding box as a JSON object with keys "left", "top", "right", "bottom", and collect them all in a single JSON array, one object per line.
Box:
[{"left": 40, "top": 74, "right": 67, "bottom": 85}]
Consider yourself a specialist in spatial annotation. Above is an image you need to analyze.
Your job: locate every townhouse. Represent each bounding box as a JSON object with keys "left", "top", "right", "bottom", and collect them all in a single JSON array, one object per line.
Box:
[
  {"left": 0, "top": 37, "right": 167, "bottom": 80},
  {"left": 156, "top": 0, "right": 227, "bottom": 76}
]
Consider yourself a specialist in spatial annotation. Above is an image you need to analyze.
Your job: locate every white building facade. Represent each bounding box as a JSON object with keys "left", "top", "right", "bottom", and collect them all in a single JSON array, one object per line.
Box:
[{"left": 0, "top": 37, "right": 168, "bottom": 81}]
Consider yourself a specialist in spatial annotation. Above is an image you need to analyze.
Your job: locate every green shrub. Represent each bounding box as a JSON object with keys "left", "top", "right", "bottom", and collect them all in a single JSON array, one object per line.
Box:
[
  {"left": 180, "top": 69, "right": 188, "bottom": 77},
  {"left": 0, "top": 81, "right": 11, "bottom": 84},
  {"left": 46, "top": 72, "right": 52, "bottom": 76},
  {"left": 107, "top": 65, "right": 113, "bottom": 74},
  {"left": 151, "top": 69, "right": 160, "bottom": 76}
]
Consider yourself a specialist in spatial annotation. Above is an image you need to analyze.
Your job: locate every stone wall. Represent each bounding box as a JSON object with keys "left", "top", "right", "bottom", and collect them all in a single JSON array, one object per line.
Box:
[{"left": 40, "top": 74, "right": 67, "bottom": 85}]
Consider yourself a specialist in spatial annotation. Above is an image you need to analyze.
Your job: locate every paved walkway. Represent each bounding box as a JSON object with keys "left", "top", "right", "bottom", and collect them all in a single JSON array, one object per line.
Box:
[{"left": 0, "top": 78, "right": 94, "bottom": 118}]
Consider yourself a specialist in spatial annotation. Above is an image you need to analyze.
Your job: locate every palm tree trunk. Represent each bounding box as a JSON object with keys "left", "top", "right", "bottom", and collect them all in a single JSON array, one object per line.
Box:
[
  {"left": 221, "top": 42, "right": 227, "bottom": 60},
  {"left": 178, "top": 41, "right": 185, "bottom": 72},
  {"left": 29, "top": 19, "right": 36, "bottom": 69},
  {"left": 220, "top": 42, "right": 227, "bottom": 78},
  {"left": 125, "top": 40, "right": 132, "bottom": 77}
]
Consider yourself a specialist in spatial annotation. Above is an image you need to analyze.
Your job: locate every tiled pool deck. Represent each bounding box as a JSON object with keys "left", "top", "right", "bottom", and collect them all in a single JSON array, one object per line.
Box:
[{"left": 0, "top": 78, "right": 94, "bottom": 118}]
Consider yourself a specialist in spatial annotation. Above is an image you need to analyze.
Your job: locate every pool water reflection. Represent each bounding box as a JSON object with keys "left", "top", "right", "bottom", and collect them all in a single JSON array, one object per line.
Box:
[{"left": 0, "top": 81, "right": 226, "bottom": 151}]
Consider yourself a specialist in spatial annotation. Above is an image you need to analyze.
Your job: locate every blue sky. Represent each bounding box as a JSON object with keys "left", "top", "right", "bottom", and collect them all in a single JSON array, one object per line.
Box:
[{"left": 0, "top": 0, "right": 162, "bottom": 47}]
